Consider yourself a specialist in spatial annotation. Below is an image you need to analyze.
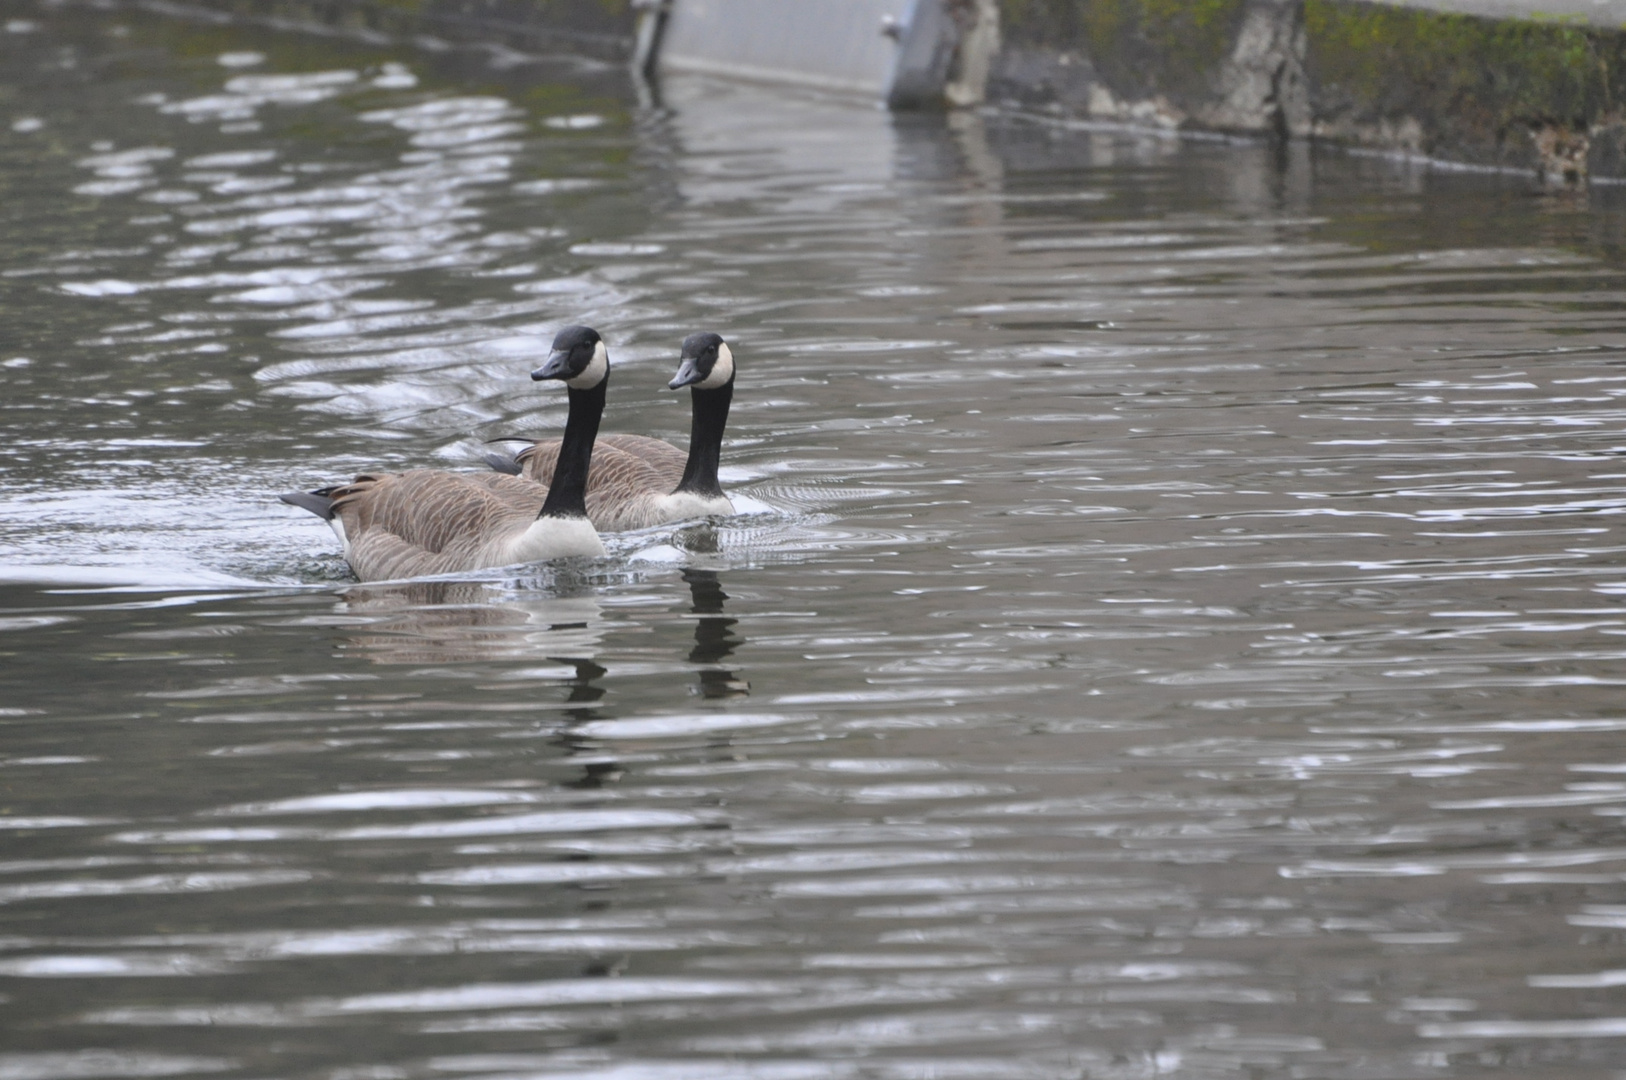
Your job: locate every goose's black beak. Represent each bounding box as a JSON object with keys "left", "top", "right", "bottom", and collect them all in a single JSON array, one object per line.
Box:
[
  {"left": 668, "top": 357, "right": 703, "bottom": 389},
  {"left": 532, "top": 349, "right": 572, "bottom": 381}
]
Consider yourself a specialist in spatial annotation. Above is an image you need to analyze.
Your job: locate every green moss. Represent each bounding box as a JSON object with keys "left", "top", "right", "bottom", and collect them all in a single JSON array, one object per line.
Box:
[
  {"left": 1305, "top": 0, "right": 1621, "bottom": 130},
  {"left": 999, "top": 0, "right": 1626, "bottom": 169}
]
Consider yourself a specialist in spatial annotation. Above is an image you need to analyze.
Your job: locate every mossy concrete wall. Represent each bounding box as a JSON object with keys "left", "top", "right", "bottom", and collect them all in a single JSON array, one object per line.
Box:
[{"left": 993, "top": 0, "right": 1623, "bottom": 183}]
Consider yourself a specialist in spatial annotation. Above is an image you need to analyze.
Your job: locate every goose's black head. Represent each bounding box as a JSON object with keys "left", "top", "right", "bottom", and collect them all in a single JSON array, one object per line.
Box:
[
  {"left": 533, "top": 325, "right": 608, "bottom": 389},
  {"left": 668, "top": 332, "right": 734, "bottom": 391}
]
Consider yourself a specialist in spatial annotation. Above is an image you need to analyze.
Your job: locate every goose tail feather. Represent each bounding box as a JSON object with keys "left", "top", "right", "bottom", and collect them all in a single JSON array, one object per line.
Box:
[
  {"left": 483, "top": 452, "right": 523, "bottom": 476},
  {"left": 279, "top": 489, "right": 338, "bottom": 521}
]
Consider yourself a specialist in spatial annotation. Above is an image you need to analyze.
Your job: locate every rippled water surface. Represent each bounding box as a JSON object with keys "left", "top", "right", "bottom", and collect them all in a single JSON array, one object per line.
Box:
[{"left": 8, "top": 3, "right": 1626, "bottom": 1076}]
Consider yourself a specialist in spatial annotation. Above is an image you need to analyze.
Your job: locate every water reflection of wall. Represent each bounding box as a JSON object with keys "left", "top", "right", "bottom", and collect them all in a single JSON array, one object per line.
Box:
[
  {"left": 652, "top": 74, "right": 1022, "bottom": 401},
  {"left": 983, "top": 114, "right": 1316, "bottom": 218},
  {"left": 657, "top": 76, "right": 899, "bottom": 213},
  {"left": 653, "top": 75, "right": 1329, "bottom": 370},
  {"left": 333, "top": 581, "right": 607, "bottom": 665}
]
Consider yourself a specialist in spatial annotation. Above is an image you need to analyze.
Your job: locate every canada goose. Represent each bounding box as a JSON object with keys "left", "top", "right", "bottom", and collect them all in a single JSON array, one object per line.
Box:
[
  {"left": 485, "top": 331, "right": 736, "bottom": 532},
  {"left": 279, "top": 325, "right": 611, "bottom": 581}
]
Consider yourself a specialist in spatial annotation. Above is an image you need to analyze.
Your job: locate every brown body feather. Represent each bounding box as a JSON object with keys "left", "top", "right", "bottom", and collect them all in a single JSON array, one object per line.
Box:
[
  {"left": 516, "top": 435, "right": 683, "bottom": 490},
  {"left": 323, "top": 470, "right": 598, "bottom": 582},
  {"left": 512, "top": 436, "right": 706, "bottom": 532},
  {"left": 596, "top": 434, "right": 688, "bottom": 478}
]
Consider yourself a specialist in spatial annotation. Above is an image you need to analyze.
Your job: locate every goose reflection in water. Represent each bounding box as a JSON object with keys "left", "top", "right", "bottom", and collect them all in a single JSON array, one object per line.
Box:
[
  {"left": 330, "top": 580, "right": 607, "bottom": 665},
  {"left": 329, "top": 569, "right": 748, "bottom": 702},
  {"left": 553, "top": 566, "right": 752, "bottom": 787},
  {"left": 331, "top": 564, "right": 750, "bottom": 783},
  {"left": 683, "top": 568, "right": 749, "bottom": 699},
  {"left": 554, "top": 656, "right": 623, "bottom": 790}
]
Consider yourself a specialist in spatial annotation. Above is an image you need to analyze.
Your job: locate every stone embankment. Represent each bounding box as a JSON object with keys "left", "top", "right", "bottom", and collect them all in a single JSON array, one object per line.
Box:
[{"left": 995, "top": 0, "right": 1624, "bottom": 183}]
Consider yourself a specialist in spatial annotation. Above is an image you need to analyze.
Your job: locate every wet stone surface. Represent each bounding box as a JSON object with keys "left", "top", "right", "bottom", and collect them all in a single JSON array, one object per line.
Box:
[{"left": 6, "top": 2, "right": 1626, "bottom": 1077}]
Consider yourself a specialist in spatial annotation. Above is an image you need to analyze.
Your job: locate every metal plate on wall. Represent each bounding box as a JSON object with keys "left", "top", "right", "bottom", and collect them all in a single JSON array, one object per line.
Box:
[{"left": 656, "top": 0, "right": 920, "bottom": 97}]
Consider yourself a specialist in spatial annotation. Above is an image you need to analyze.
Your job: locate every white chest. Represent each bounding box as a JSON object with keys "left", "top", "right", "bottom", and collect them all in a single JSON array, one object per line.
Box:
[
  {"left": 653, "top": 491, "right": 736, "bottom": 523},
  {"left": 502, "top": 515, "right": 606, "bottom": 562}
]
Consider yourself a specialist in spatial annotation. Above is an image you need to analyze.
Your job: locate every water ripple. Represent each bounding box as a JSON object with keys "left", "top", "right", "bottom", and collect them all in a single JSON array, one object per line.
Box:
[{"left": 4, "top": 10, "right": 1626, "bottom": 1079}]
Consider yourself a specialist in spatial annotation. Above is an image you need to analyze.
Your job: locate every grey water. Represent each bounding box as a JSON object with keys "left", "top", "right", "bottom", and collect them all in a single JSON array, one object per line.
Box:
[{"left": 5, "top": 3, "right": 1626, "bottom": 1077}]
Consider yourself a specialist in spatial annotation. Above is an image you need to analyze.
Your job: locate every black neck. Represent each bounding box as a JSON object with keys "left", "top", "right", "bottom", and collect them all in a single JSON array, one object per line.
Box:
[
  {"left": 674, "top": 377, "right": 732, "bottom": 498},
  {"left": 538, "top": 375, "right": 606, "bottom": 518}
]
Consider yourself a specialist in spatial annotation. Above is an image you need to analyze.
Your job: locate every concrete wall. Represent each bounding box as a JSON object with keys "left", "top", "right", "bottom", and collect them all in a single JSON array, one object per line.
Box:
[
  {"left": 994, "top": 0, "right": 1625, "bottom": 183},
  {"left": 1386, "top": 0, "right": 1626, "bottom": 30}
]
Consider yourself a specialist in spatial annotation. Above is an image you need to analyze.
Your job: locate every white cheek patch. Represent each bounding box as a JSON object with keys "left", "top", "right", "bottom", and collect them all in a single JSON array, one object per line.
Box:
[
  {"left": 696, "top": 342, "right": 733, "bottom": 389},
  {"left": 566, "top": 340, "right": 609, "bottom": 389}
]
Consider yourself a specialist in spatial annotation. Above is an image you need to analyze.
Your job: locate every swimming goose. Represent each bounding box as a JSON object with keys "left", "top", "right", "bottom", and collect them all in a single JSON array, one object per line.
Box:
[
  {"left": 280, "top": 325, "right": 611, "bottom": 581},
  {"left": 486, "top": 331, "right": 736, "bottom": 532}
]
